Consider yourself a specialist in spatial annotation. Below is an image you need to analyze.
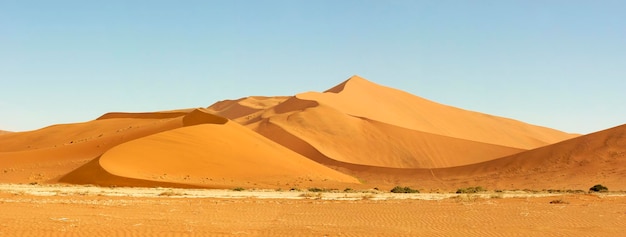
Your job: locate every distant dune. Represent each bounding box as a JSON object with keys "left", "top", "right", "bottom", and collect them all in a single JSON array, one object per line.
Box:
[
  {"left": 1, "top": 75, "right": 621, "bottom": 191},
  {"left": 340, "top": 124, "right": 626, "bottom": 191},
  {"left": 208, "top": 75, "right": 577, "bottom": 169},
  {"left": 0, "top": 111, "right": 189, "bottom": 184},
  {"left": 438, "top": 123, "right": 626, "bottom": 190},
  {"left": 0, "top": 130, "right": 10, "bottom": 135}
]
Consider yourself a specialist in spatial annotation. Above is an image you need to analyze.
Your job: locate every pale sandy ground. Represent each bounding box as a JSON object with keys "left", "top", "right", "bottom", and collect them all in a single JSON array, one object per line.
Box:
[{"left": 1, "top": 184, "right": 625, "bottom": 237}]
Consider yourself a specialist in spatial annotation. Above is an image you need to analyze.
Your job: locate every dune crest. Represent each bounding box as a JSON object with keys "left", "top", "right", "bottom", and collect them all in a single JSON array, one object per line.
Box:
[
  {"left": 97, "top": 111, "right": 190, "bottom": 120},
  {"left": 206, "top": 96, "right": 290, "bottom": 125}
]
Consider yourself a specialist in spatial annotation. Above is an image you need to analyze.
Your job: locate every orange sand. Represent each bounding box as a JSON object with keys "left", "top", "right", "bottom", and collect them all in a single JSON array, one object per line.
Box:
[
  {"left": 0, "top": 191, "right": 624, "bottom": 237},
  {"left": 0, "top": 75, "right": 622, "bottom": 193}
]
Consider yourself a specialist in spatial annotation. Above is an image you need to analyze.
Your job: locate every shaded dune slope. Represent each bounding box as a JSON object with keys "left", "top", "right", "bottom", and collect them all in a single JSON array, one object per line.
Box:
[{"left": 259, "top": 104, "right": 524, "bottom": 168}]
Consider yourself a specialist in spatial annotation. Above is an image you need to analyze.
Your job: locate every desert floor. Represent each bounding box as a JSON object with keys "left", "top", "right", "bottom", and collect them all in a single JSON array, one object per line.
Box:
[{"left": 0, "top": 184, "right": 624, "bottom": 237}]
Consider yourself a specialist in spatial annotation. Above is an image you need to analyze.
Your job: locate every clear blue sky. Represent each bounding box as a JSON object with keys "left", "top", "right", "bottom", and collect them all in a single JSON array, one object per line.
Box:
[{"left": 1, "top": 0, "right": 624, "bottom": 134}]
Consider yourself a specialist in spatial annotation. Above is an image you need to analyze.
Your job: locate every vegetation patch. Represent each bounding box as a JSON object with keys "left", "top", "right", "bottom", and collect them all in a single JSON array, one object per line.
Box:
[
  {"left": 456, "top": 186, "right": 486, "bottom": 194},
  {"left": 232, "top": 187, "right": 245, "bottom": 191},
  {"left": 390, "top": 186, "right": 419, "bottom": 193},
  {"left": 549, "top": 199, "right": 569, "bottom": 204},
  {"left": 308, "top": 187, "right": 325, "bottom": 192},
  {"left": 299, "top": 192, "right": 322, "bottom": 199},
  {"left": 158, "top": 190, "right": 182, "bottom": 196},
  {"left": 545, "top": 189, "right": 586, "bottom": 194},
  {"left": 589, "top": 184, "right": 608, "bottom": 193}
]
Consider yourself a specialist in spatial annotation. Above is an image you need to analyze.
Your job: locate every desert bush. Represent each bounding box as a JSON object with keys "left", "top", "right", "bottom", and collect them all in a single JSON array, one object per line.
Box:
[
  {"left": 158, "top": 190, "right": 181, "bottom": 196},
  {"left": 308, "top": 187, "right": 324, "bottom": 192},
  {"left": 456, "top": 186, "right": 486, "bottom": 194},
  {"left": 549, "top": 199, "right": 569, "bottom": 204},
  {"left": 232, "top": 187, "right": 245, "bottom": 191},
  {"left": 300, "top": 192, "right": 322, "bottom": 199},
  {"left": 390, "top": 186, "right": 419, "bottom": 193},
  {"left": 589, "top": 184, "right": 608, "bottom": 193}
]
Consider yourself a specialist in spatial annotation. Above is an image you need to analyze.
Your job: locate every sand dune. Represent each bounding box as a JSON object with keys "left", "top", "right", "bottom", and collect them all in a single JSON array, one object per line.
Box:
[
  {"left": 0, "top": 109, "right": 225, "bottom": 184},
  {"left": 1, "top": 108, "right": 358, "bottom": 188},
  {"left": 208, "top": 75, "right": 576, "bottom": 169},
  {"left": 81, "top": 111, "right": 359, "bottom": 188},
  {"left": 0, "top": 130, "right": 10, "bottom": 135},
  {"left": 96, "top": 111, "right": 190, "bottom": 120},
  {"left": 256, "top": 104, "right": 524, "bottom": 168},
  {"left": 0, "top": 115, "right": 186, "bottom": 184},
  {"left": 297, "top": 76, "right": 577, "bottom": 149},
  {"left": 435, "top": 123, "right": 626, "bottom": 190},
  {"left": 336, "top": 124, "right": 626, "bottom": 191},
  {"left": 207, "top": 96, "right": 290, "bottom": 124},
  {"left": 2, "top": 75, "right": 621, "bottom": 192}
]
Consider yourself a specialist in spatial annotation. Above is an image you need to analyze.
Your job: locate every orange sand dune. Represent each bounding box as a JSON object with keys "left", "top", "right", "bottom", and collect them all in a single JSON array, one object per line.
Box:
[
  {"left": 436, "top": 123, "right": 626, "bottom": 190},
  {"left": 96, "top": 110, "right": 194, "bottom": 120},
  {"left": 208, "top": 75, "right": 575, "bottom": 169},
  {"left": 67, "top": 111, "right": 359, "bottom": 188},
  {"left": 206, "top": 96, "right": 290, "bottom": 125},
  {"left": 0, "top": 109, "right": 216, "bottom": 184},
  {"left": 0, "top": 130, "right": 10, "bottom": 135},
  {"left": 297, "top": 76, "right": 577, "bottom": 149},
  {"left": 334, "top": 124, "right": 626, "bottom": 191},
  {"left": 257, "top": 104, "right": 524, "bottom": 168},
  {"left": 3, "top": 75, "right": 616, "bottom": 192}
]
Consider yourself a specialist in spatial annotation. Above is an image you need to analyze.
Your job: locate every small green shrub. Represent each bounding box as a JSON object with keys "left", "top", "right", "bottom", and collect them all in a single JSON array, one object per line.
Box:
[
  {"left": 390, "top": 186, "right": 419, "bottom": 193},
  {"left": 308, "top": 187, "right": 324, "bottom": 192},
  {"left": 456, "top": 186, "right": 486, "bottom": 194},
  {"left": 589, "top": 184, "right": 608, "bottom": 193}
]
